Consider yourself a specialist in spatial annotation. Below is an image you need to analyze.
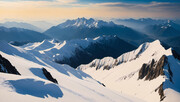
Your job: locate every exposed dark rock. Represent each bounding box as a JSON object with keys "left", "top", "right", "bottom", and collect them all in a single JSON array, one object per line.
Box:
[
  {"left": 97, "top": 81, "right": 106, "bottom": 87},
  {"left": 96, "top": 64, "right": 103, "bottom": 70},
  {"left": 113, "top": 59, "right": 119, "bottom": 66},
  {"left": 103, "top": 65, "right": 111, "bottom": 70},
  {"left": 42, "top": 68, "right": 58, "bottom": 84},
  {"left": 101, "top": 83, "right": 106, "bottom": 87},
  {"left": 138, "top": 64, "right": 149, "bottom": 79},
  {"left": 138, "top": 55, "right": 167, "bottom": 80},
  {"left": 138, "top": 55, "right": 175, "bottom": 101},
  {"left": 90, "top": 62, "right": 96, "bottom": 67},
  {"left": 172, "top": 49, "right": 180, "bottom": 60},
  {"left": 0, "top": 54, "right": 20, "bottom": 75},
  {"left": 155, "top": 83, "right": 166, "bottom": 101},
  {"left": 146, "top": 55, "right": 166, "bottom": 80}
]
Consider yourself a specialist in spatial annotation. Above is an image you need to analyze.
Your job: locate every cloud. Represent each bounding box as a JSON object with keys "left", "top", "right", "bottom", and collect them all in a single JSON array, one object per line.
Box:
[
  {"left": 77, "top": 0, "right": 180, "bottom": 4},
  {"left": 0, "top": 0, "right": 179, "bottom": 21},
  {"left": 98, "top": 2, "right": 180, "bottom": 13},
  {"left": 0, "top": 0, "right": 77, "bottom": 8}
]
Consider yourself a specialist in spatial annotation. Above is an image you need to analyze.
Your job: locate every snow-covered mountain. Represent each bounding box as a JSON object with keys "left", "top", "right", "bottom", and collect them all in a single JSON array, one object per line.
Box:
[
  {"left": 0, "top": 21, "right": 43, "bottom": 32},
  {"left": 0, "top": 40, "right": 144, "bottom": 102},
  {"left": 78, "top": 40, "right": 180, "bottom": 102},
  {"left": 44, "top": 18, "right": 147, "bottom": 44},
  {"left": 113, "top": 18, "right": 166, "bottom": 31},
  {"left": 57, "top": 17, "right": 116, "bottom": 28},
  {"left": 21, "top": 35, "right": 136, "bottom": 68}
]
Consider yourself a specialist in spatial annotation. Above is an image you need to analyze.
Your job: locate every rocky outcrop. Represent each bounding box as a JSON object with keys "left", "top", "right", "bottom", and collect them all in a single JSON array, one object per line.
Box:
[
  {"left": 138, "top": 63, "right": 149, "bottom": 79},
  {"left": 103, "top": 65, "right": 111, "bottom": 70},
  {"left": 155, "top": 83, "right": 166, "bottom": 101},
  {"left": 138, "top": 55, "right": 174, "bottom": 101},
  {"left": 42, "top": 68, "right": 58, "bottom": 84},
  {"left": 0, "top": 54, "right": 20, "bottom": 75},
  {"left": 138, "top": 55, "right": 167, "bottom": 80}
]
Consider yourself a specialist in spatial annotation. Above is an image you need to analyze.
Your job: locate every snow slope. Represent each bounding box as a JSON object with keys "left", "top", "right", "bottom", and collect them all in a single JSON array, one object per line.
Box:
[
  {"left": 22, "top": 38, "right": 96, "bottom": 61},
  {"left": 0, "top": 40, "right": 143, "bottom": 102},
  {"left": 78, "top": 40, "right": 180, "bottom": 102},
  {"left": 21, "top": 35, "right": 136, "bottom": 67}
]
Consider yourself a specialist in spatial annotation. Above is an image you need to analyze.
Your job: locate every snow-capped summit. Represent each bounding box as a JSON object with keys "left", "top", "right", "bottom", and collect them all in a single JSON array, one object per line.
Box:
[
  {"left": 45, "top": 18, "right": 146, "bottom": 41},
  {"left": 57, "top": 17, "right": 116, "bottom": 28},
  {"left": 78, "top": 40, "right": 180, "bottom": 102}
]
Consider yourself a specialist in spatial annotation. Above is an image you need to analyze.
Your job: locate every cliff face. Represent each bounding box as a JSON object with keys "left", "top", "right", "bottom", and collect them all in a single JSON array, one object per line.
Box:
[
  {"left": 0, "top": 54, "right": 20, "bottom": 75},
  {"left": 138, "top": 55, "right": 174, "bottom": 101},
  {"left": 138, "top": 55, "right": 167, "bottom": 80}
]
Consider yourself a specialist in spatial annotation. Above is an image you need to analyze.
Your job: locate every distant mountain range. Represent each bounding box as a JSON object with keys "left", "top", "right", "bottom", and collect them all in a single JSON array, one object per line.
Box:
[
  {"left": 0, "top": 17, "right": 179, "bottom": 54},
  {"left": 144, "top": 20, "right": 180, "bottom": 39},
  {"left": 0, "top": 22, "right": 43, "bottom": 32},
  {"left": 112, "top": 18, "right": 180, "bottom": 52},
  {"left": 57, "top": 17, "right": 116, "bottom": 28},
  {"left": 0, "top": 26, "right": 50, "bottom": 42},
  {"left": 113, "top": 18, "right": 166, "bottom": 31},
  {"left": 44, "top": 18, "right": 148, "bottom": 44}
]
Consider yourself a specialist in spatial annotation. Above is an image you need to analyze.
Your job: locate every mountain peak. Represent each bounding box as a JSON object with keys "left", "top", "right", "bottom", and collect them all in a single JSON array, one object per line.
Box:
[{"left": 57, "top": 17, "right": 116, "bottom": 28}]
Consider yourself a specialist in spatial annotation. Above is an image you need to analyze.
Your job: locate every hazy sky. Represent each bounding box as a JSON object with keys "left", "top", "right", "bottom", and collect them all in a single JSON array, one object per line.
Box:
[{"left": 0, "top": 0, "right": 179, "bottom": 22}]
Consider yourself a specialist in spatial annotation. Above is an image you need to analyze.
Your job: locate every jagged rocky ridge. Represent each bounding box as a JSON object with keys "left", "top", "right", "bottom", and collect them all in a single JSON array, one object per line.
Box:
[
  {"left": 138, "top": 55, "right": 174, "bottom": 101},
  {"left": 78, "top": 40, "right": 180, "bottom": 102},
  {"left": 78, "top": 40, "right": 149, "bottom": 70}
]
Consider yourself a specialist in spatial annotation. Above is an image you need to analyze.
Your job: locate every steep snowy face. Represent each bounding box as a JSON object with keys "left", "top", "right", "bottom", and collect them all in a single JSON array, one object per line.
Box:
[
  {"left": 21, "top": 36, "right": 136, "bottom": 68},
  {"left": 0, "top": 40, "right": 144, "bottom": 102},
  {"left": 22, "top": 37, "right": 104, "bottom": 61},
  {"left": 57, "top": 18, "right": 116, "bottom": 28},
  {"left": 78, "top": 40, "right": 180, "bottom": 102}
]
